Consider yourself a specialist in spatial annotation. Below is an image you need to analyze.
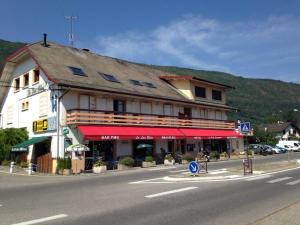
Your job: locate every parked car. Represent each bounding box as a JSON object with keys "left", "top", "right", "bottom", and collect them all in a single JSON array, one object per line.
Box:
[
  {"left": 248, "top": 144, "right": 263, "bottom": 154},
  {"left": 275, "top": 146, "right": 288, "bottom": 153},
  {"left": 263, "top": 145, "right": 276, "bottom": 154}
]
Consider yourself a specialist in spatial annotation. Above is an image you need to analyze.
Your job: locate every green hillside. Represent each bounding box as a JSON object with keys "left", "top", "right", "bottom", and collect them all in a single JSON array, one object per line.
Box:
[{"left": 0, "top": 39, "right": 299, "bottom": 124}]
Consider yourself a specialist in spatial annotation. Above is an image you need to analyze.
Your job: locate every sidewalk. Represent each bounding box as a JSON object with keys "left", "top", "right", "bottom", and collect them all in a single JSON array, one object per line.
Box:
[{"left": 252, "top": 199, "right": 300, "bottom": 225}]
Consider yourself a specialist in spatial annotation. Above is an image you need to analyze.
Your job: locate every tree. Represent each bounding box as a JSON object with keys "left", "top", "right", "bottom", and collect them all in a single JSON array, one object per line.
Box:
[{"left": 249, "top": 125, "right": 277, "bottom": 146}]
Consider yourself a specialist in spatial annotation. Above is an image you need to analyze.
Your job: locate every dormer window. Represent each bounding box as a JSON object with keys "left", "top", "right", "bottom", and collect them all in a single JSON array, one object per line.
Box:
[
  {"left": 23, "top": 73, "right": 29, "bottom": 88},
  {"left": 195, "top": 86, "right": 206, "bottom": 98},
  {"left": 101, "top": 73, "right": 120, "bottom": 83},
  {"left": 33, "top": 69, "right": 40, "bottom": 83},
  {"left": 14, "top": 78, "right": 20, "bottom": 92},
  {"left": 68, "top": 66, "right": 86, "bottom": 76},
  {"left": 212, "top": 90, "right": 222, "bottom": 101}
]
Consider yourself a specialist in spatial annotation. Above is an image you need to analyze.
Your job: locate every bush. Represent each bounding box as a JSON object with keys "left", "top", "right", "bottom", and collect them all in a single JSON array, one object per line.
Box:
[
  {"left": 1, "top": 160, "right": 10, "bottom": 166},
  {"left": 164, "top": 154, "right": 174, "bottom": 162},
  {"left": 93, "top": 160, "right": 106, "bottom": 167},
  {"left": 65, "top": 157, "right": 72, "bottom": 169},
  {"left": 119, "top": 156, "right": 134, "bottom": 167},
  {"left": 209, "top": 151, "right": 220, "bottom": 160},
  {"left": 220, "top": 152, "right": 228, "bottom": 158},
  {"left": 182, "top": 154, "right": 194, "bottom": 162},
  {"left": 20, "top": 161, "right": 28, "bottom": 168},
  {"left": 145, "top": 156, "right": 153, "bottom": 162}
]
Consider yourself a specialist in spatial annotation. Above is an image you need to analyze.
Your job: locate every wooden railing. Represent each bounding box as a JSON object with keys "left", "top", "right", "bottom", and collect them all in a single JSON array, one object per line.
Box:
[{"left": 66, "top": 109, "right": 235, "bottom": 129}]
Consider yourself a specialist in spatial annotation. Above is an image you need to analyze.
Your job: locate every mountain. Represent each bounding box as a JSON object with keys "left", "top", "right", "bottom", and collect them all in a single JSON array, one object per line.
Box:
[{"left": 0, "top": 39, "right": 299, "bottom": 124}]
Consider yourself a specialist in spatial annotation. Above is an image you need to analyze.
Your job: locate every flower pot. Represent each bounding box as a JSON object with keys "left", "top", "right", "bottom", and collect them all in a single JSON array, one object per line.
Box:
[
  {"left": 142, "top": 161, "right": 156, "bottom": 168},
  {"left": 93, "top": 166, "right": 107, "bottom": 174},
  {"left": 118, "top": 164, "right": 132, "bottom": 170},
  {"left": 63, "top": 169, "right": 73, "bottom": 175},
  {"left": 164, "top": 159, "right": 175, "bottom": 166}
]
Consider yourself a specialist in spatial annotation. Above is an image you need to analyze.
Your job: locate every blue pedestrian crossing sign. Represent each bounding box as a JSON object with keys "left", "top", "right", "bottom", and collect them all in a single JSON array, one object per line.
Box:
[
  {"left": 240, "top": 122, "right": 251, "bottom": 133},
  {"left": 188, "top": 161, "right": 199, "bottom": 174}
]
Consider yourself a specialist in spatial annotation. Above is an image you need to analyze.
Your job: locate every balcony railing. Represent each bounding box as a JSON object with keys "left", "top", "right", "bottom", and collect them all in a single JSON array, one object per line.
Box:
[{"left": 66, "top": 109, "right": 236, "bottom": 130}]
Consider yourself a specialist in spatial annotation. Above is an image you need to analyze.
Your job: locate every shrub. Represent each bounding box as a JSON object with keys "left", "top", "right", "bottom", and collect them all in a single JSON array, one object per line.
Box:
[
  {"left": 93, "top": 160, "right": 106, "bottom": 167},
  {"left": 1, "top": 159, "right": 10, "bottom": 166},
  {"left": 164, "top": 154, "right": 174, "bottom": 162},
  {"left": 220, "top": 152, "right": 228, "bottom": 158},
  {"left": 65, "top": 157, "right": 72, "bottom": 169},
  {"left": 209, "top": 151, "right": 220, "bottom": 160},
  {"left": 182, "top": 154, "right": 194, "bottom": 162},
  {"left": 145, "top": 156, "right": 153, "bottom": 162},
  {"left": 20, "top": 161, "right": 28, "bottom": 168},
  {"left": 119, "top": 156, "right": 134, "bottom": 167}
]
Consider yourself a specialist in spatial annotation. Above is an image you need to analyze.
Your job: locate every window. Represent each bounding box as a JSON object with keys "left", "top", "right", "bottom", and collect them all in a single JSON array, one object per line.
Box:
[
  {"left": 6, "top": 105, "right": 13, "bottom": 124},
  {"left": 33, "top": 70, "right": 40, "bottom": 83},
  {"left": 23, "top": 73, "right": 29, "bottom": 87},
  {"left": 144, "top": 82, "right": 156, "bottom": 88},
  {"left": 101, "top": 73, "right": 120, "bottom": 83},
  {"left": 22, "top": 100, "right": 29, "bottom": 111},
  {"left": 39, "top": 93, "right": 48, "bottom": 117},
  {"left": 195, "top": 86, "right": 206, "bottom": 98},
  {"left": 212, "top": 90, "right": 222, "bottom": 101},
  {"left": 14, "top": 78, "right": 20, "bottom": 92},
  {"left": 68, "top": 66, "right": 86, "bottom": 76},
  {"left": 130, "top": 79, "right": 143, "bottom": 86},
  {"left": 113, "top": 100, "right": 126, "bottom": 113}
]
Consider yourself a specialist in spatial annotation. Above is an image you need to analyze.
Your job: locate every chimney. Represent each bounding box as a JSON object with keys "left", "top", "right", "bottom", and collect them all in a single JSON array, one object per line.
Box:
[{"left": 43, "top": 33, "right": 48, "bottom": 47}]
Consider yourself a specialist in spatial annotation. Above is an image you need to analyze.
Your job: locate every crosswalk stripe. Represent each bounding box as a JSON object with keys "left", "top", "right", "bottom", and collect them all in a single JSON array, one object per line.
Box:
[
  {"left": 267, "top": 177, "right": 292, "bottom": 183},
  {"left": 286, "top": 179, "right": 300, "bottom": 185},
  {"left": 246, "top": 175, "right": 273, "bottom": 181}
]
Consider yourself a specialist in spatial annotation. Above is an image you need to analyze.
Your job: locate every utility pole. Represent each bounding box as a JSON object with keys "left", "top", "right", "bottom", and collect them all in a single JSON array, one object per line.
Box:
[{"left": 65, "top": 15, "right": 77, "bottom": 47}]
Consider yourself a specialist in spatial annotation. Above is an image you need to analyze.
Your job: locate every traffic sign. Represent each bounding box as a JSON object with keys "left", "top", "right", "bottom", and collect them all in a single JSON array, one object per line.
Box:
[
  {"left": 240, "top": 122, "right": 251, "bottom": 133},
  {"left": 188, "top": 161, "right": 199, "bottom": 174}
]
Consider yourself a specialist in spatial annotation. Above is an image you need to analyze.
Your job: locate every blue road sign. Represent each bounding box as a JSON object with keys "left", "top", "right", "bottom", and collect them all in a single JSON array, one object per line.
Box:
[
  {"left": 188, "top": 161, "right": 199, "bottom": 174},
  {"left": 240, "top": 122, "right": 251, "bottom": 133}
]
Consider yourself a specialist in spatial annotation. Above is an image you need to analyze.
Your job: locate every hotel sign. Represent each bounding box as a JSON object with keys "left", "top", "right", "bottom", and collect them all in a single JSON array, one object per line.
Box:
[{"left": 33, "top": 119, "right": 48, "bottom": 132}]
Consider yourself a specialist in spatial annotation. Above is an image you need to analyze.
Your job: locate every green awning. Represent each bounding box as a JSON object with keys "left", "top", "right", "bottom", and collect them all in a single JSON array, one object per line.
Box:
[{"left": 12, "top": 136, "right": 49, "bottom": 152}]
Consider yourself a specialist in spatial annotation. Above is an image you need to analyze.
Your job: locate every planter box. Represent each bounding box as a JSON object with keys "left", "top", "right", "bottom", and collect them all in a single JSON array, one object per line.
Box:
[
  {"left": 118, "top": 164, "right": 132, "bottom": 170},
  {"left": 93, "top": 166, "right": 107, "bottom": 174},
  {"left": 142, "top": 161, "right": 156, "bottom": 168},
  {"left": 63, "top": 169, "right": 73, "bottom": 175},
  {"left": 164, "top": 159, "right": 175, "bottom": 166}
]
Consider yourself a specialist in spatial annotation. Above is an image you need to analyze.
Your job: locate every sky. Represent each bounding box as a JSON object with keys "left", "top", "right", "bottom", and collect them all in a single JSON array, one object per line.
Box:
[{"left": 1, "top": 0, "right": 300, "bottom": 83}]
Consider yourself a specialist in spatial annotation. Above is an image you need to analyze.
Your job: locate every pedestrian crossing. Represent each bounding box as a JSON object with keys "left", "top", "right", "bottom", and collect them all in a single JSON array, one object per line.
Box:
[{"left": 246, "top": 175, "right": 300, "bottom": 186}]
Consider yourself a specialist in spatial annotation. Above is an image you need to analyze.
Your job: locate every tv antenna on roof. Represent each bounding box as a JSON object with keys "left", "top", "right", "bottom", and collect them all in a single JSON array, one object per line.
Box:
[{"left": 65, "top": 15, "right": 77, "bottom": 47}]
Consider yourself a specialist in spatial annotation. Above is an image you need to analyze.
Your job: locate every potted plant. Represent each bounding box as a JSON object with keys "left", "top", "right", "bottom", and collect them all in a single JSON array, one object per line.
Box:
[
  {"left": 220, "top": 152, "right": 229, "bottom": 160},
  {"left": 118, "top": 156, "right": 134, "bottom": 170},
  {"left": 209, "top": 151, "right": 220, "bottom": 161},
  {"left": 63, "top": 157, "right": 73, "bottom": 175},
  {"left": 93, "top": 160, "right": 107, "bottom": 173},
  {"left": 142, "top": 156, "right": 156, "bottom": 168},
  {"left": 164, "top": 154, "right": 175, "bottom": 166},
  {"left": 181, "top": 154, "right": 194, "bottom": 164}
]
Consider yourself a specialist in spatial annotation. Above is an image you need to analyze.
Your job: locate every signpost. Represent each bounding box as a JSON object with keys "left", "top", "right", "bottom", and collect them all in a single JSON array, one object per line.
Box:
[
  {"left": 240, "top": 122, "right": 251, "bottom": 133},
  {"left": 188, "top": 161, "right": 199, "bottom": 175}
]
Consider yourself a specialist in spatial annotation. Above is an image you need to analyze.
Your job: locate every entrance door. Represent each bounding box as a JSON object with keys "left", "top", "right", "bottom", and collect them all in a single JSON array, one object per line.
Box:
[{"left": 34, "top": 140, "right": 52, "bottom": 173}]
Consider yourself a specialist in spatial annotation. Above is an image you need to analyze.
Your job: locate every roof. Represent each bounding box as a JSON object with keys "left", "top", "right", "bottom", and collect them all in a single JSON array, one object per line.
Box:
[
  {"left": 1, "top": 41, "right": 236, "bottom": 110},
  {"left": 262, "top": 122, "right": 299, "bottom": 132}
]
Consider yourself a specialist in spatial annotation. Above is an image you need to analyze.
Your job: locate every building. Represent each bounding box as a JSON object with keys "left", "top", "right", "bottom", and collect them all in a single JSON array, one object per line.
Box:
[
  {"left": 0, "top": 37, "right": 243, "bottom": 173},
  {"left": 262, "top": 122, "right": 300, "bottom": 140}
]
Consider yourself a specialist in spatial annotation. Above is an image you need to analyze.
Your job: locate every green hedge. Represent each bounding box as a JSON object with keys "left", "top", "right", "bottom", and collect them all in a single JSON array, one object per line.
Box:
[{"left": 119, "top": 156, "right": 134, "bottom": 167}]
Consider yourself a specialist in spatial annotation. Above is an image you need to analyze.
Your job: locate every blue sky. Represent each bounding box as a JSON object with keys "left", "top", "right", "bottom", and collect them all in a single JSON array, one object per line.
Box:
[{"left": 1, "top": 0, "right": 300, "bottom": 83}]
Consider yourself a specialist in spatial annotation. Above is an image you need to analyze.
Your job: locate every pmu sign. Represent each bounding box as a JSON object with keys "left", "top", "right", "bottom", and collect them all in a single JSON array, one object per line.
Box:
[{"left": 32, "top": 119, "right": 48, "bottom": 133}]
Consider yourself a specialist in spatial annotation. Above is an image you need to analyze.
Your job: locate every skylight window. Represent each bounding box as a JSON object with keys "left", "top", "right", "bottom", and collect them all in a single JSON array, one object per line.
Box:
[
  {"left": 130, "top": 79, "right": 143, "bottom": 86},
  {"left": 144, "top": 82, "right": 156, "bottom": 88},
  {"left": 68, "top": 66, "right": 86, "bottom": 76},
  {"left": 101, "top": 73, "right": 120, "bottom": 83}
]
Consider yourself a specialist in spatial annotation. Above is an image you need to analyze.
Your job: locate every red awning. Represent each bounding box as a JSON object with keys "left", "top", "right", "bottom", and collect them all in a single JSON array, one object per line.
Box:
[
  {"left": 179, "top": 128, "right": 242, "bottom": 140},
  {"left": 78, "top": 126, "right": 185, "bottom": 140}
]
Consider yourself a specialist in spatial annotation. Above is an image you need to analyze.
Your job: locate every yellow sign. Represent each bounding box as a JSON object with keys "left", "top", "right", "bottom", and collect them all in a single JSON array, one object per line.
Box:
[{"left": 33, "top": 119, "right": 48, "bottom": 132}]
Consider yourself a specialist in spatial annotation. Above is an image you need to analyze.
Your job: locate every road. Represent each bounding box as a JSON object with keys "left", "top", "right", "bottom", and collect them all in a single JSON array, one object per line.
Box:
[{"left": 1, "top": 153, "right": 300, "bottom": 225}]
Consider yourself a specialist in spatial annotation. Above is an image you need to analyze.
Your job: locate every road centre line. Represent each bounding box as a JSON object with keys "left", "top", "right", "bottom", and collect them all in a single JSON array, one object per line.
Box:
[
  {"left": 286, "top": 179, "right": 300, "bottom": 185},
  {"left": 145, "top": 186, "right": 198, "bottom": 198},
  {"left": 267, "top": 177, "right": 292, "bottom": 183},
  {"left": 11, "top": 214, "right": 68, "bottom": 225}
]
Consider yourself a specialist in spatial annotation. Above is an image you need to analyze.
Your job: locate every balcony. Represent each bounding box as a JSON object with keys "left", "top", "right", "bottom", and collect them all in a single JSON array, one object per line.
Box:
[{"left": 66, "top": 109, "right": 236, "bottom": 130}]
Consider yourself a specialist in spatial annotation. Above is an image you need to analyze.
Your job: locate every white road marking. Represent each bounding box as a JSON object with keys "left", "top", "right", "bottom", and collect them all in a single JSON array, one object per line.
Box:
[
  {"left": 129, "top": 177, "right": 165, "bottom": 184},
  {"left": 0, "top": 204, "right": 2, "bottom": 207},
  {"left": 145, "top": 186, "right": 198, "bottom": 198},
  {"left": 11, "top": 214, "right": 68, "bottom": 225},
  {"left": 286, "top": 179, "right": 300, "bottom": 186},
  {"left": 147, "top": 166, "right": 176, "bottom": 171},
  {"left": 246, "top": 175, "right": 273, "bottom": 181},
  {"left": 209, "top": 171, "right": 227, "bottom": 175},
  {"left": 169, "top": 169, "right": 187, "bottom": 173},
  {"left": 267, "top": 177, "right": 292, "bottom": 184}
]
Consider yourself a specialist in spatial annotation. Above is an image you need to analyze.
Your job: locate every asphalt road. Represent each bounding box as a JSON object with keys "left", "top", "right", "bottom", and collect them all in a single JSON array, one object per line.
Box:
[{"left": 1, "top": 153, "right": 300, "bottom": 225}]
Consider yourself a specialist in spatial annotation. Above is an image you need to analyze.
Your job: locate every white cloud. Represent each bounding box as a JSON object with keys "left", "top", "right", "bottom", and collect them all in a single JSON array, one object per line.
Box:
[{"left": 85, "top": 15, "right": 300, "bottom": 83}]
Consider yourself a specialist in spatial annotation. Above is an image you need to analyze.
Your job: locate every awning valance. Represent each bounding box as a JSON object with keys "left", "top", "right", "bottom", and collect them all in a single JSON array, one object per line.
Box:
[
  {"left": 78, "top": 126, "right": 185, "bottom": 140},
  {"left": 179, "top": 129, "right": 242, "bottom": 140},
  {"left": 12, "top": 136, "right": 50, "bottom": 152}
]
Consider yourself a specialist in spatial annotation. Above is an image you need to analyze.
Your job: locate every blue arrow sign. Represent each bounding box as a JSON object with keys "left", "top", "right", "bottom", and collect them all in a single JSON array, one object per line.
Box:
[
  {"left": 188, "top": 161, "right": 199, "bottom": 174},
  {"left": 240, "top": 122, "right": 251, "bottom": 133}
]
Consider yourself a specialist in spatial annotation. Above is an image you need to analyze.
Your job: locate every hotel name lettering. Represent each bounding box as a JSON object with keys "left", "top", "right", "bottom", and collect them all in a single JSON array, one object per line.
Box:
[{"left": 33, "top": 119, "right": 48, "bottom": 132}]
